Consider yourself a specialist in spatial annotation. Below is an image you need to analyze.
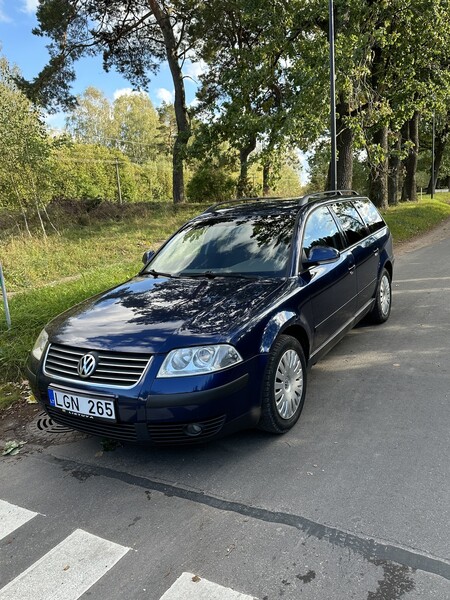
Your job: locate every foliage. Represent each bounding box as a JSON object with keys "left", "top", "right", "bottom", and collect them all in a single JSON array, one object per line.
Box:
[
  {"left": 0, "top": 56, "right": 51, "bottom": 217},
  {"left": 187, "top": 163, "right": 236, "bottom": 203},
  {"left": 66, "top": 87, "right": 161, "bottom": 163}
]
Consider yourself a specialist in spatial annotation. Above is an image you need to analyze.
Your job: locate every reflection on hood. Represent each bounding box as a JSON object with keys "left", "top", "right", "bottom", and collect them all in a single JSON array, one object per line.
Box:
[{"left": 47, "top": 275, "right": 284, "bottom": 353}]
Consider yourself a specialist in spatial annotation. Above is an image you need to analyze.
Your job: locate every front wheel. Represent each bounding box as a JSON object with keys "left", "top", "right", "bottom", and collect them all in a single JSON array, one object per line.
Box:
[
  {"left": 258, "top": 335, "right": 307, "bottom": 434},
  {"left": 370, "top": 268, "right": 392, "bottom": 324}
]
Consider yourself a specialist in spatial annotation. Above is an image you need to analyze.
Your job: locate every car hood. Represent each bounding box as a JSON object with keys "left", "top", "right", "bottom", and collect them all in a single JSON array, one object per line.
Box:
[{"left": 46, "top": 275, "right": 284, "bottom": 353}]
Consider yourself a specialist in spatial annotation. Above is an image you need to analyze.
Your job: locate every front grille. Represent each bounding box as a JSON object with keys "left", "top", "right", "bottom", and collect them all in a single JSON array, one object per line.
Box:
[
  {"left": 46, "top": 406, "right": 138, "bottom": 441},
  {"left": 44, "top": 344, "right": 151, "bottom": 388},
  {"left": 148, "top": 415, "right": 226, "bottom": 445}
]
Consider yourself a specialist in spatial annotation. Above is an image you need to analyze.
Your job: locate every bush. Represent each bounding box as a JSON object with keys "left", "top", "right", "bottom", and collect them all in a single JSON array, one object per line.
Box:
[{"left": 187, "top": 164, "right": 236, "bottom": 202}]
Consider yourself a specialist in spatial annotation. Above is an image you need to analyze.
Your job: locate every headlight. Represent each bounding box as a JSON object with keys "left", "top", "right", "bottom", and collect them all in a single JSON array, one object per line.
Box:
[
  {"left": 31, "top": 329, "right": 48, "bottom": 361},
  {"left": 157, "top": 344, "right": 243, "bottom": 378}
]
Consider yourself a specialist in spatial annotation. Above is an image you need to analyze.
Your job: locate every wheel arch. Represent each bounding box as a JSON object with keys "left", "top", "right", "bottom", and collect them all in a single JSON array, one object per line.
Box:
[
  {"left": 383, "top": 260, "right": 393, "bottom": 281},
  {"left": 260, "top": 311, "right": 311, "bottom": 364}
]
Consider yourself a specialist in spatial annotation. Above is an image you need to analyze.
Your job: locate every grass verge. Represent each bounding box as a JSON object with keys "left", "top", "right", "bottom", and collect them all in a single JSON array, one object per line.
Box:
[
  {"left": 1, "top": 203, "right": 207, "bottom": 293},
  {"left": 382, "top": 194, "right": 450, "bottom": 242}
]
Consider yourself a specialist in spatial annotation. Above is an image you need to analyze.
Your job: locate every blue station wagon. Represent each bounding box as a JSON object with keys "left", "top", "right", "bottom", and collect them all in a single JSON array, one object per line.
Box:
[{"left": 27, "top": 191, "right": 394, "bottom": 444}]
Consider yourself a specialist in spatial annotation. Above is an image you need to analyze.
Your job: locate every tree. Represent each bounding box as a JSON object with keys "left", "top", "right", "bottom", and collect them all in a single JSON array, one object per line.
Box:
[
  {"left": 20, "top": 0, "right": 196, "bottom": 203},
  {"left": 66, "top": 87, "right": 160, "bottom": 163},
  {"left": 65, "top": 87, "right": 113, "bottom": 146},
  {"left": 191, "top": 0, "right": 313, "bottom": 197},
  {"left": 426, "top": 110, "right": 450, "bottom": 193},
  {"left": 113, "top": 92, "right": 160, "bottom": 163},
  {"left": 0, "top": 56, "right": 51, "bottom": 235}
]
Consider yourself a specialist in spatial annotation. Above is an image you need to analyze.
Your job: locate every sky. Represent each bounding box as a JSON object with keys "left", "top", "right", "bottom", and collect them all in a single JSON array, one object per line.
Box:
[{"left": 0, "top": 0, "right": 201, "bottom": 129}]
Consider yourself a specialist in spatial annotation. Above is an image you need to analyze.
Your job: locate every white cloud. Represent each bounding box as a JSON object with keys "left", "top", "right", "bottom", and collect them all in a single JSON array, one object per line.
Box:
[
  {"left": 184, "top": 59, "right": 207, "bottom": 82},
  {"left": 22, "top": 0, "right": 38, "bottom": 14},
  {"left": 113, "top": 88, "right": 150, "bottom": 102},
  {"left": 113, "top": 87, "right": 136, "bottom": 100},
  {"left": 156, "top": 88, "right": 174, "bottom": 104},
  {"left": 0, "top": 1, "right": 11, "bottom": 22}
]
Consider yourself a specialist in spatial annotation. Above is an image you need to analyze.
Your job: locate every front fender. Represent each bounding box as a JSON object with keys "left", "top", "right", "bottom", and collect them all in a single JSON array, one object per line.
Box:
[{"left": 260, "top": 311, "right": 312, "bottom": 354}]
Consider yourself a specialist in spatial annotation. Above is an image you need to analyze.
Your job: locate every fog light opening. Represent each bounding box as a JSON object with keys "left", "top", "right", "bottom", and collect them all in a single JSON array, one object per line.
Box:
[{"left": 184, "top": 423, "right": 203, "bottom": 437}]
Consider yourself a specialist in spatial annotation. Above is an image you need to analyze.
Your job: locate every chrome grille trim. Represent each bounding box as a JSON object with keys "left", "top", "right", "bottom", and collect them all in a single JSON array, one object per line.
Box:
[{"left": 43, "top": 344, "right": 152, "bottom": 388}]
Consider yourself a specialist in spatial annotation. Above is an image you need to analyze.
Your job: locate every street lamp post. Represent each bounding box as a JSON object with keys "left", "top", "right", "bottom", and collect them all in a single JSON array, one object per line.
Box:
[
  {"left": 329, "top": 0, "right": 337, "bottom": 191},
  {"left": 431, "top": 111, "right": 435, "bottom": 199}
]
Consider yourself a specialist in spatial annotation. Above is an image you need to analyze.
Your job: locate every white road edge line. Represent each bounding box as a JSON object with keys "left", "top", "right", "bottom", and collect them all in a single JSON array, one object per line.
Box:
[
  {"left": 160, "top": 572, "right": 258, "bottom": 600},
  {"left": 0, "top": 499, "right": 38, "bottom": 542},
  {"left": 0, "top": 528, "right": 130, "bottom": 600}
]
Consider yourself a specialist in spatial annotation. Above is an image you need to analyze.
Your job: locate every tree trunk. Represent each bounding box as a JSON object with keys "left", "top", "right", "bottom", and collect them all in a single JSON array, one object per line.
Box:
[
  {"left": 336, "top": 99, "right": 353, "bottom": 189},
  {"left": 426, "top": 119, "right": 449, "bottom": 194},
  {"left": 368, "top": 126, "right": 388, "bottom": 209},
  {"left": 148, "top": 0, "right": 190, "bottom": 204},
  {"left": 262, "top": 162, "right": 271, "bottom": 196},
  {"left": 237, "top": 138, "right": 257, "bottom": 197},
  {"left": 388, "top": 132, "right": 401, "bottom": 205},
  {"left": 402, "top": 111, "right": 420, "bottom": 202}
]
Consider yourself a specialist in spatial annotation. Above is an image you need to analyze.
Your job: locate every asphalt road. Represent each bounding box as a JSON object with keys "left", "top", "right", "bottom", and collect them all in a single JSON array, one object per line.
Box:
[{"left": 1, "top": 232, "right": 449, "bottom": 600}]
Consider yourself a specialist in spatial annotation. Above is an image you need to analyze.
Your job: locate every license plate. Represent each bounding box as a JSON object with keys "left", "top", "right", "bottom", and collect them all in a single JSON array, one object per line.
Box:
[{"left": 48, "top": 388, "right": 116, "bottom": 421}]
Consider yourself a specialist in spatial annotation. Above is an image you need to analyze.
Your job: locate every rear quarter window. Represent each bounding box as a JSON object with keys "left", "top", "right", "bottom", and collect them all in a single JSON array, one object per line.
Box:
[
  {"left": 331, "top": 201, "right": 368, "bottom": 246},
  {"left": 353, "top": 198, "right": 386, "bottom": 233}
]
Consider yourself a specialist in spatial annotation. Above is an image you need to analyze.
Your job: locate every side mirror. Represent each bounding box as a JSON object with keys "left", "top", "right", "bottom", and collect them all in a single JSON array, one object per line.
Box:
[
  {"left": 142, "top": 250, "right": 155, "bottom": 265},
  {"left": 304, "top": 245, "right": 340, "bottom": 267}
]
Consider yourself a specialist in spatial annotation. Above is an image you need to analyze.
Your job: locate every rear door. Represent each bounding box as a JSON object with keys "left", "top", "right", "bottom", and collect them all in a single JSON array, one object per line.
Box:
[
  {"left": 300, "top": 205, "right": 357, "bottom": 353},
  {"left": 330, "top": 201, "right": 379, "bottom": 311}
]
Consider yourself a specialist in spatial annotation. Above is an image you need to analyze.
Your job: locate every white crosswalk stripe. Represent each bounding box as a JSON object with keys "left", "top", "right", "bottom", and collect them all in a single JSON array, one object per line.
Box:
[
  {"left": 0, "top": 500, "right": 257, "bottom": 600},
  {"left": 0, "top": 499, "right": 38, "bottom": 542},
  {"left": 0, "top": 528, "right": 130, "bottom": 600},
  {"left": 160, "top": 572, "right": 258, "bottom": 600}
]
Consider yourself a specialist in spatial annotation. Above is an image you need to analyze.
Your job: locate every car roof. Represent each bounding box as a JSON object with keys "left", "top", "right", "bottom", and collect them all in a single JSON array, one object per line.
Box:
[{"left": 196, "top": 190, "right": 364, "bottom": 220}]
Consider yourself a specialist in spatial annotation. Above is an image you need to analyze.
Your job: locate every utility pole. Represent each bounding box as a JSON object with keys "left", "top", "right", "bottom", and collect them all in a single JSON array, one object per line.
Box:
[
  {"left": 329, "top": 0, "right": 337, "bottom": 191},
  {"left": 431, "top": 112, "right": 435, "bottom": 199},
  {"left": 115, "top": 159, "right": 123, "bottom": 205}
]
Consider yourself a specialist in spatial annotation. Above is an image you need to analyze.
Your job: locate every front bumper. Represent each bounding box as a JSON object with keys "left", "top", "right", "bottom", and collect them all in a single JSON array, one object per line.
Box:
[{"left": 27, "top": 353, "right": 267, "bottom": 445}]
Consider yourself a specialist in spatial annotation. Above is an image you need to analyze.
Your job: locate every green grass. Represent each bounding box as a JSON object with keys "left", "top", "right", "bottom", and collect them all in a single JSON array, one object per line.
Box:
[
  {"left": 382, "top": 194, "right": 450, "bottom": 243},
  {"left": 0, "top": 203, "right": 207, "bottom": 293},
  {"left": 1, "top": 195, "right": 450, "bottom": 402}
]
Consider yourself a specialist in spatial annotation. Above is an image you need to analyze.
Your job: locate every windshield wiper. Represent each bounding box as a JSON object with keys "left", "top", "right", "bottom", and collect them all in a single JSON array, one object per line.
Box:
[
  {"left": 143, "top": 269, "right": 178, "bottom": 279},
  {"left": 181, "top": 271, "right": 259, "bottom": 280}
]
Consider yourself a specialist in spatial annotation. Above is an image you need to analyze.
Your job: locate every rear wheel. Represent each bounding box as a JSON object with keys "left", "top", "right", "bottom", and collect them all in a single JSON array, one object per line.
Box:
[
  {"left": 258, "top": 335, "right": 307, "bottom": 434},
  {"left": 370, "top": 268, "right": 392, "bottom": 324}
]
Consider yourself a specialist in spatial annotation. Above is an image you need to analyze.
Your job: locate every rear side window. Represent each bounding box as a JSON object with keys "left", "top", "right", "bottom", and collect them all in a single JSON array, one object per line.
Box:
[
  {"left": 331, "top": 201, "right": 368, "bottom": 246},
  {"left": 302, "top": 206, "right": 343, "bottom": 258},
  {"left": 353, "top": 198, "right": 386, "bottom": 233}
]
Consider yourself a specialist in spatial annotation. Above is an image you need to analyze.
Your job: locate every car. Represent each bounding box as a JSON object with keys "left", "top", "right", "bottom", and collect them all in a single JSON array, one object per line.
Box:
[{"left": 27, "top": 190, "right": 394, "bottom": 445}]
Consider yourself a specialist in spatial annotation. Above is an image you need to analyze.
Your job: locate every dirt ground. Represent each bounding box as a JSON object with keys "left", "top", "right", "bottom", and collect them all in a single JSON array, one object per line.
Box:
[{"left": 1, "top": 216, "right": 450, "bottom": 453}]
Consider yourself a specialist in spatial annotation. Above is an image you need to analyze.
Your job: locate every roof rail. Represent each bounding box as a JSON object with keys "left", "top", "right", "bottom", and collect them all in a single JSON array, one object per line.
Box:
[
  {"left": 300, "top": 189, "right": 359, "bottom": 205},
  {"left": 202, "top": 196, "right": 282, "bottom": 214}
]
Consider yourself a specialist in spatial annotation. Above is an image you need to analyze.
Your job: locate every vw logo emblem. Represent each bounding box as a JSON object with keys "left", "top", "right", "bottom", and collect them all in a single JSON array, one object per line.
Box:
[{"left": 77, "top": 353, "right": 98, "bottom": 378}]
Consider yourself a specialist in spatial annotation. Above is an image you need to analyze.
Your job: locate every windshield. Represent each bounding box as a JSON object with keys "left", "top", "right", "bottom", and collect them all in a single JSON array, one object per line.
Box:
[{"left": 146, "top": 212, "right": 296, "bottom": 278}]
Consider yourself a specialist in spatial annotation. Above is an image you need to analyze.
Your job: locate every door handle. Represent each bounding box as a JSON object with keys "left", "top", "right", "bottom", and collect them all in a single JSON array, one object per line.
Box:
[
  {"left": 348, "top": 264, "right": 356, "bottom": 274},
  {"left": 373, "top": 248, "right": 379, "bottom": 256}
]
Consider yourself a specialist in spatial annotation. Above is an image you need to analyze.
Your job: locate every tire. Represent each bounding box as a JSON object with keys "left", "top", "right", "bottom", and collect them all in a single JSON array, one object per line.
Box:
[
  {"left": 370, "top": 268, "right": 392, "bottom": 324},
  {"left": 258, "top": 334, "right": 307, "bottom": 434}
]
